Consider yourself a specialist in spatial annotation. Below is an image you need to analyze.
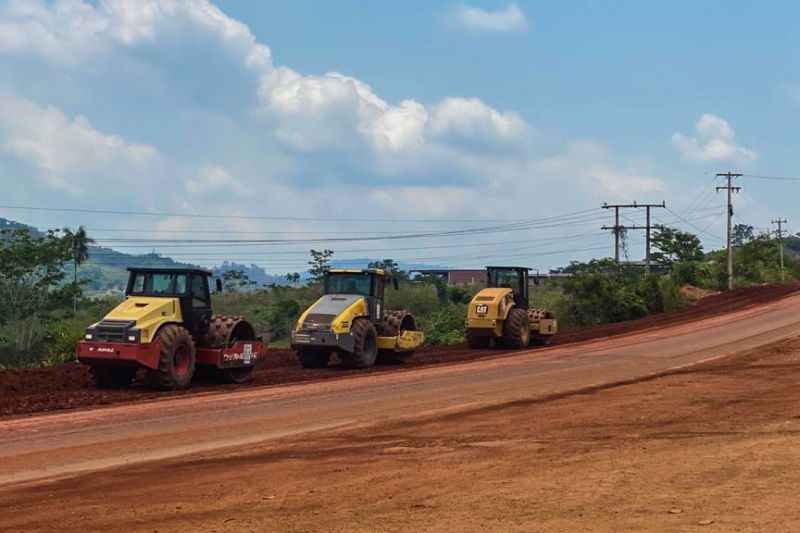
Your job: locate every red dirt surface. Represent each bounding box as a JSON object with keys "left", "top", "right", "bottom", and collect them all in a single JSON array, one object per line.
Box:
[
  {"left": 3, "top": 326, "right": 800, "bottom": 531},
  {"left": 2, "top": 282, "right": 798, "bottom": 418}
]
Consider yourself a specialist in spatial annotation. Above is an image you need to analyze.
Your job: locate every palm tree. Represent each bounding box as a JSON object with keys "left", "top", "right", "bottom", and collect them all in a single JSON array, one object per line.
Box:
[{"left": 64, "top": 226, "right": 94, "bottom": 315}]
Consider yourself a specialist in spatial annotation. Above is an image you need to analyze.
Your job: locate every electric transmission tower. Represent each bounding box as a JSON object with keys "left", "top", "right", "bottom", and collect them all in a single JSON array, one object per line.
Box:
[{"left": 602, "top": 201, "right": 666, "bottom": 273}]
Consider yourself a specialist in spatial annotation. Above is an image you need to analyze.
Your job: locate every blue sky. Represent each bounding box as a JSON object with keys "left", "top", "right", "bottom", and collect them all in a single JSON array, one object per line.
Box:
[{"left": 0, "top": 1, "right": 798, "bottom": 272}]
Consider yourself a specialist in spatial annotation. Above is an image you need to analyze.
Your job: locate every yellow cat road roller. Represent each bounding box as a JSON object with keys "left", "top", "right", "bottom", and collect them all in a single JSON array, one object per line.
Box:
[
  {"left": 291, "top": 269, "right": 424, "bottom": 369},
  {"left": 465, "top": 266, "right": 558, "bottom": 349},
  {"left": 77, "top": 268, "right": 267, "bottom": 390}
]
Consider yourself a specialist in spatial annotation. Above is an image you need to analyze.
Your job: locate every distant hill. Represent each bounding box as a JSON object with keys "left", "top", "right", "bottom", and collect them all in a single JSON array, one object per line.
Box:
[
  {"left": 0, "top": 217, "right": 42, "bottom": 236},
  {"left": 213, "top": 262, "right": 294, "bottom": 286},
  {"left": 1, "top": 217, "right": 455, "bottom": 293}
]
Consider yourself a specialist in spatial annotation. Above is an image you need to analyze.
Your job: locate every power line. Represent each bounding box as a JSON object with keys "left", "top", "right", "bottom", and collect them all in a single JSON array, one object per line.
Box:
[
  {"left": 741, "top": 174, "right": 800, "bottom": 182},
  {"left": 87, "top": 215, "right": 614, "bottom": 248},
  {"left": 0, "top": 204, "right": 600, "bottom": 224},
  {"left": 663, "top": 207, "right": 723, "bottom": 241}
]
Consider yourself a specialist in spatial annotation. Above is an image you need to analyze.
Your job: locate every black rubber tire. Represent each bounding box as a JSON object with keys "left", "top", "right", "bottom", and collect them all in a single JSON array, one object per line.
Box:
[
  {"left": 297, "top": 349, "right": 331, "bottom": 369},
  {"left": 465, "top": 329, "right": 491, "bottom": 349},
  {"left": 90, "top": 366, "right": 136, "bottom": 388},
  {"left": 377, "top": 351, "right": 411, "bottom": 365},
  {"left": 340, "top": 318, "right": 378, "bottom": 369},
  {"left": 147, "top": 325, "right": 196, "bottom": 390},
  {"left": 502, "top": 308, "right": 530, "bottom": 349},
  {"left": 530, "top": 334, "right": 554, "bottom": 346},
  {"left": 220, "top": 366, "right": 254, "bottom": 384}
]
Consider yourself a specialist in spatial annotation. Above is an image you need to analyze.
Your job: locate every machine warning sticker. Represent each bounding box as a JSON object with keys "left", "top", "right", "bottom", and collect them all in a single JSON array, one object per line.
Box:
[{"left": 244, "top": 344, "right": 252, "bottom": 365}]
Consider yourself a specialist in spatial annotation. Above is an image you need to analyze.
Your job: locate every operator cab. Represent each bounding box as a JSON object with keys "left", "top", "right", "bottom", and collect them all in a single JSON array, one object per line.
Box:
[
  {"left": 323, "top": 269, "right": 385, "bottom": 297},
  {"left": 323, "top": 269, "right": 397, "bottom": 323},
  {"left": 486, "top": 266, "right": 530, "bottom": 310},
  {"left": 125, "top": 267, "right": 216, "bottom": 341}
]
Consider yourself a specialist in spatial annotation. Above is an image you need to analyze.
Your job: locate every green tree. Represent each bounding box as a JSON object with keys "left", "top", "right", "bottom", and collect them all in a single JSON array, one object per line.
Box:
[
  {"left": 732, "top": 224, "right": 754, "bottom": 246},
  {"left": 650, "top": 227, "right": 704, "bottom": 266},
  {"left": 220, "top": 270, "right": 256, "bottom": 293},
  {"left": 62, "top": 226, "right": 94, "bottom": 315},
  {"left": 367, "top": 259, "right": 407, "bottom": 280},
  {"left": 308, "top": 249, "right": 334, "bottom": 283},
  {"left": 0, "top": 228, "right": 75, "bottom": 361},
  {"left": 735, "top": 233, "right": 780, "bottom": 283},
  {"left": 285, "top": 272, "right": 301, "bottom": 286}
]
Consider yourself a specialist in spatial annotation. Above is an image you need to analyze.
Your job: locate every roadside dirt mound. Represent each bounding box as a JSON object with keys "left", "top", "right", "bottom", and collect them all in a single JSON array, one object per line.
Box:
[
  {"left": 2, "top": 281, "right": 799, "bottom": 418},
  {"left": 679, "top": 284, "right": 720, "bottom": 306}
]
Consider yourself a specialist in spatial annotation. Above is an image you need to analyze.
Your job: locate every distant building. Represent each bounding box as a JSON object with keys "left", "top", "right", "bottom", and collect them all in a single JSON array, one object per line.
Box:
[
  {"left": 410, "top": 269, "right": 486, "bottom": 286},
  {"left": 413, "top": 268, "right": 573, "bottom": 286}
]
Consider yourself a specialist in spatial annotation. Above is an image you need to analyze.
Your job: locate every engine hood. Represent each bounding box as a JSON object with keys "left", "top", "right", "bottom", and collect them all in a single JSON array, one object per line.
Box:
[{"left": 296, "top": 294, "right": 368, "bottom": 333}]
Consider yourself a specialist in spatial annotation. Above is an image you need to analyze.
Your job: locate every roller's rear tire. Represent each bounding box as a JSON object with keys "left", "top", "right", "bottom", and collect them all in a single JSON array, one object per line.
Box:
[
  {"left": 340, "top": 318, "right": 378, "bottom": 369},
  {"left": 501, "top": 308, "right": 530, "bottom": 349},
  {"left": 147, "top": 325, "right": 196, "bottom": 390},
  {"left": 220, "top": 366, "right": 254, "bottom": 383},
  {"left": 531, "top": 335, "right": 553, "bottom": 346},
  {"left": 377, "top": 351, "right": 412, "bottom": 365},
  {"left": 90, "top": 366, "right": 136, "bottom": 388},
  {"left": 297, "top": 349, "right": 331, "bottom": 368},
  {"left": 465, "top": 329, "right": 491, "bottom": 349}
]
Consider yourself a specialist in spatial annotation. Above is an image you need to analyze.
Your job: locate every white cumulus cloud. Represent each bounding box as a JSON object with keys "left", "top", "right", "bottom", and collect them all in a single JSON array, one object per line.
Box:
[
  {"left": 454, "top": 2, "right": 529, "bottom": 34},
  {"left": 257, "top": 69, "right": 527, "bottom": 157},
  {"left": 0, "top": 0, "right": 271, "bottom": 68},
  {"left": 0, "top": 94, "right": 158, "bottom": 192},
  {"left": 671, "top": 113, "right": 758, "bottom": 164},
  {"left": 0, "top": 0, "right": 671, "bottom": 259},
  {"left": 583, "top": 166, "right": 664, "bottom": 201},
  {"left": 184, "top": 165, "right": 245, "bottom": 195}
]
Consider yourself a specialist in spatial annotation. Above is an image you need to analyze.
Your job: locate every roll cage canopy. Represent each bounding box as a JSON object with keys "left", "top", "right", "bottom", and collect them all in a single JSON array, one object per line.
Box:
[
  {"left": 485, "top": 266, "right": 540, "bottom": 310},
  {"left": 125, "top": 268, "right": 217, "bottom": 298},
  {"left": 323, "top": 269, "right": 398, "bottom": 298}
]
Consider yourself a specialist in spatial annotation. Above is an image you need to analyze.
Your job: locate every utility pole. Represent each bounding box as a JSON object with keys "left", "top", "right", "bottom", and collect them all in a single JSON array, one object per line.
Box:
[
  {"left": 602, "top": 203, "right": 626, "bottom": 263},
  {"left": 716, "top": 172, "right": 741, "bottom": 291},
  {"left": 772, "top": 218, "right": 788, "bottom": 282},
  {"left": 602, "top": 201, "right": 666, "bottom": 272},
  {"left": 643, "top": 202, "right": 666, "bottom": 274}
]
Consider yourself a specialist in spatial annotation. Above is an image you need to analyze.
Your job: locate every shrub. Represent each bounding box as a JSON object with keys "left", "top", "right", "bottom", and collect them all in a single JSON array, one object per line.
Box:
[
  {"left": 424, "top": 304, "right": 466, "bottom": 346},
  {"left": 43, "top": 322, "right": 85, "bottom": 366},
  {"left": 385, "top": 284, "right": 440, "bottom": 318}
]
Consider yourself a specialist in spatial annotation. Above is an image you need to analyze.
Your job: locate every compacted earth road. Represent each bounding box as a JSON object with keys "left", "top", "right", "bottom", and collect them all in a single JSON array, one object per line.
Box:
[{"left": 1, "top": 287, "right": 799, "bottom": 531}]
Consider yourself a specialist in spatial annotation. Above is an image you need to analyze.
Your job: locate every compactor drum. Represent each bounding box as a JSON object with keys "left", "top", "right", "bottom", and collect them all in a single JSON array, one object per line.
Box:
[
  {"left": 291, "top": 269, "right": 424, "bottom": 369},
  {"left": 77, "top": 268, "right": 266, "bottom": 390},
  {"left": 465, "top": 266, "right": 558, "bottom": 349}
]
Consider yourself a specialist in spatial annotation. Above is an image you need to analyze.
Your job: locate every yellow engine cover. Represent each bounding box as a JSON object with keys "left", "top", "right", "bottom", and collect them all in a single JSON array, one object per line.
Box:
[
  {"left": 97, "top": 296, "right": 183, "bottom": 343},
  {"left": 465, "top": 287, "right": 515, "bottom": 335},
  {"left": 294, "top": 294, "right": 368, "bottom": 334}
]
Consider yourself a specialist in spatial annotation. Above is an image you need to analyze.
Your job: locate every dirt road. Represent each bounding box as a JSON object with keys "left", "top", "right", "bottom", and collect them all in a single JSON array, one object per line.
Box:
[
  {"left": 3, "top": 281, "right": 796, "bottom": 417},
  {"left": 1, "top": 292, "right": 799, "bottom": 531}
]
